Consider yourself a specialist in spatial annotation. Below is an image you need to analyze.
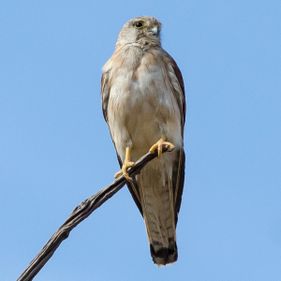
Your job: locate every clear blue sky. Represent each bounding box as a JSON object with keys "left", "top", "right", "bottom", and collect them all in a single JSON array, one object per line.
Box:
[{"left": 1, "top": 0, "right": 281, "bottom": 280}]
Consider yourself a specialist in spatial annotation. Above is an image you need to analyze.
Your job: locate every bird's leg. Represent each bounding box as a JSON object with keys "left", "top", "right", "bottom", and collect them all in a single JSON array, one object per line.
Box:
[
  {"left": 149, "top": 138, "right": 175, "bottom": 157},
  {"left": 115, "top": 147, "right": 135, "bottom": 181}
]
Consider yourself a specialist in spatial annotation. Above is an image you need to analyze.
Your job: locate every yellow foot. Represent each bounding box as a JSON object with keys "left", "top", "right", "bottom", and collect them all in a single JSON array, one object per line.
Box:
[
  {"left": 115, "top": 147, "right": 135, "bottom": 181},
  {"left": 149, "top": 138, "right": 175, "bottom": 157}
]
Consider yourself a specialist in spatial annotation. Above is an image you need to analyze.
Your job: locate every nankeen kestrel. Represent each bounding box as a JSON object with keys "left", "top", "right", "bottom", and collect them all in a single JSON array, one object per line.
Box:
[{"left": 101, "top": 16, "right": 186, "bottom": 265}]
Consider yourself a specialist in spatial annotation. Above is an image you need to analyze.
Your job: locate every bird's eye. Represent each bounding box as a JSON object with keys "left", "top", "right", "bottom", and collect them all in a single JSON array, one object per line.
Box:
[{"left": 135, "top": 21, "right": 144, "bottom": 28}]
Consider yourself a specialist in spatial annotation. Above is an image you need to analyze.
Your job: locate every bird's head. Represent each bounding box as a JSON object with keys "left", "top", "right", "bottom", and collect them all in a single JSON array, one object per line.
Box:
[{"left": 116, "top": 16, "right": 161, "bottom": 48}]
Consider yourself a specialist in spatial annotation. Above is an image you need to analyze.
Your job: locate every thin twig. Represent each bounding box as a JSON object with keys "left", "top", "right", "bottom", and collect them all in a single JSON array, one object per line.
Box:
[{"left": 17, "top": 147, "right": 173, "bottom": 281}]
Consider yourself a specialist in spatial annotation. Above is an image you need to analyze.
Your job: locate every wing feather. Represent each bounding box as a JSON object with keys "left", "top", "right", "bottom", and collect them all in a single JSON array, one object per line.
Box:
[
  {"left": 101, "top": 71, "right": 111, "bottom": 121},
  {"left": 162, "top": 51, "right": 186, "bottom": 222},
  {"left": 173, "top": 148, "right": 185, "bottom": 224},
  {"left": 101, "top": 68, "right": 143, "bottom": 216},
  {"left": 162, "top": 51, "right": 186, "bottom": 129}
]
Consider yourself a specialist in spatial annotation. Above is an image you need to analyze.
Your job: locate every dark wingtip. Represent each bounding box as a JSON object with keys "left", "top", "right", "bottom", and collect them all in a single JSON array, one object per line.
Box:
[{"left": 150, "top": 242, "right": 178, "bottom": 265}]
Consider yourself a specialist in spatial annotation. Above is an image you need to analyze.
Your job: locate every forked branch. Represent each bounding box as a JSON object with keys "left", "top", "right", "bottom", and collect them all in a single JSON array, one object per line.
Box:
[{"left": 17, "top": 147, "right": 173, "bottom": 281}]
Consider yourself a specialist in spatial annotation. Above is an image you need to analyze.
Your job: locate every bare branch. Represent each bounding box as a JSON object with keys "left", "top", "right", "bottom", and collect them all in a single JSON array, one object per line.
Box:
[{"left": 17, "top": 147, "right": 173, "bottom": 281}]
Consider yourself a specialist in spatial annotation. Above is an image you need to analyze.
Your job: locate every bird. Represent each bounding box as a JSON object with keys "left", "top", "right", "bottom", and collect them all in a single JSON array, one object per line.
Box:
[{"left": 101, "top": 16, "right": 185, "bottom": 265}]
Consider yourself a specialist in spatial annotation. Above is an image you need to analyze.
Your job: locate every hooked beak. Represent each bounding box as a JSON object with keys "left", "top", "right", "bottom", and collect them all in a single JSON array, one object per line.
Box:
[{"left": 149, "top": 26, "right": 159, "bottom": 36}]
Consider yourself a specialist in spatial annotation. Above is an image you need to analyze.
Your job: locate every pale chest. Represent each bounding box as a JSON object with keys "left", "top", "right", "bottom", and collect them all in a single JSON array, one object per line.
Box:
[{"left": 108, "top": 62, "right": 176, "bottom": 122}]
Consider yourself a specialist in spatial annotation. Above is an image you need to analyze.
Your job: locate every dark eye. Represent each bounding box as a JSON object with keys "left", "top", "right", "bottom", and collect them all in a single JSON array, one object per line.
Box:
[{"left": 135, "top": 21, "right": 143, "bottom": 28}]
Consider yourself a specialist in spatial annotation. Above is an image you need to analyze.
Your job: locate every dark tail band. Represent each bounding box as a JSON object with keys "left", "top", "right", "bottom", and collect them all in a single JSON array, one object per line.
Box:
[{"left": 150, "top": 242, "right": 178, "bottom": 265}]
